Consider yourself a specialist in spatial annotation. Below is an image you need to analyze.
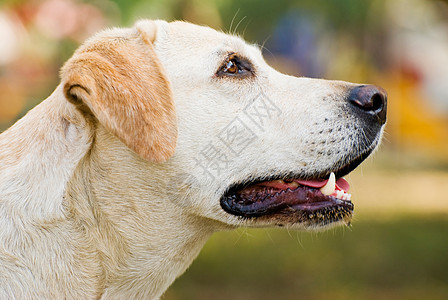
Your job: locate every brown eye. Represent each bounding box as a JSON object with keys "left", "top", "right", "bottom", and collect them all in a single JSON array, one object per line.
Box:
[
  {"left": 224, "top": 59, "right": 239, "bottom": 74},
  {"left": 216, "top": 54, "right": 254, "bottom": 78}
]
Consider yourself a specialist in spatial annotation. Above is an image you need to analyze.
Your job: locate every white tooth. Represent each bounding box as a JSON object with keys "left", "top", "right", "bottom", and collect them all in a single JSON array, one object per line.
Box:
[{"left": 320, "top": 172, "right": 336, "bottom": 196}]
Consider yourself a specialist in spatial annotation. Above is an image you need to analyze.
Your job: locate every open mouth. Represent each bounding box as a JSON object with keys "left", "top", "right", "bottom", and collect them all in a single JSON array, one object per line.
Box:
[
  {"left": 219, "top": 146, "right": 379, "bottom": 226},
  {"left": 220, "top": 172, "right": 354, "bottom": 225}
]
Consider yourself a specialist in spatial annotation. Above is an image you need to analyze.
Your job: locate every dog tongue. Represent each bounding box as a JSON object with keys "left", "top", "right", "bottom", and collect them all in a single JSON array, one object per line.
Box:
[
  {"left": 257, "top": 176, "right": 350, "bottom": 192},
  {"left": 336, "top": 177, "right": 350, "bottom": 191},
  {"left": 296, "top": 177, "right": 350, "bottom": 192},
  {"left": 295, "top": 179, "right": 327, "bottom": 188}
]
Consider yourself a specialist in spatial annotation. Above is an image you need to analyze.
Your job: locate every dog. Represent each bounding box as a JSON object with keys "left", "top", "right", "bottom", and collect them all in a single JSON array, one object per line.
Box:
[{"left": 0, "top": 20, "right": 387, "bottom": 299}]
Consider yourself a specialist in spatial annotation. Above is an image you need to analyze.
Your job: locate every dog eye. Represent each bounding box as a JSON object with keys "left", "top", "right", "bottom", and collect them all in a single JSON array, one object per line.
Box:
[
  {"left": 217, "top": 54, "right": 253, "bottom": 78},
  {"left": 224, "top": 59, "right": 239, "bottom": 74}
]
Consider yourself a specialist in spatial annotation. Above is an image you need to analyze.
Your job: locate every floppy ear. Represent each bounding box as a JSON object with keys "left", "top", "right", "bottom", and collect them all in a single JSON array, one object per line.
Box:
[{"left": 61, "top": 21, "right": 177, "bottom": 163}]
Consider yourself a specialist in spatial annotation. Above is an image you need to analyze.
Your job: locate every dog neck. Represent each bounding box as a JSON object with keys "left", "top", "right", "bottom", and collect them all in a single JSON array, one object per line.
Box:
[
  {"left": 0, "top": 90, "right": 216, "bottom": 299},
  {"left": 0, "top": 87, "right": 93, "bottom": 222},
  {"left": 67, "top": 125, "right": 216, "bottom": 299}
]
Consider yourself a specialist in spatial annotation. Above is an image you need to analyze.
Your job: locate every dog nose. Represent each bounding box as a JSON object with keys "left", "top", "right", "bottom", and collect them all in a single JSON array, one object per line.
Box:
[{"left": 348, "top": 85, "right": 387, "bottom": 124}]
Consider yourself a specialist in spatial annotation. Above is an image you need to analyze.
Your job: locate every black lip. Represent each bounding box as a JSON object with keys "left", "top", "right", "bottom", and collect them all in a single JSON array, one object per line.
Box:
[
  {"left": 221, "top": 185, "right": 354, "bottom": 218},
  {"left": 219, "top": 148, "right": 373, "bottom": 220},
  {"left": 334, "top": 147, "right": 374, "bottom": 178}
]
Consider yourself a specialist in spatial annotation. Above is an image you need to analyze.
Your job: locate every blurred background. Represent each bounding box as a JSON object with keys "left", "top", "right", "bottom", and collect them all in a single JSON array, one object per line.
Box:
[{"left": 1, "top": 0, "right": 448, "bottom": 299}]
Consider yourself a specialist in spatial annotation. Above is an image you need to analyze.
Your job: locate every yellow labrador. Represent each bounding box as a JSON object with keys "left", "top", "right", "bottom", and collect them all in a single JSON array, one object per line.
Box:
[{"left": 0, "top": 20, "right": 387, "bottom": 298}]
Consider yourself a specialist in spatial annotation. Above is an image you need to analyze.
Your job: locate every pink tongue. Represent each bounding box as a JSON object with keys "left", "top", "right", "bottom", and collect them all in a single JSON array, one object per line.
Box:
[
  {"left": 295, "top": 177, "right": 350, "bottom": 192},
  {"left": 336, "top": 177, "right": 350, "bottom": 192},
  {"left": 257, "top": 177, "right": 350, "bottom": 192},
  {"left": 295, "top": 179, "right": 327, "bottom": 188}
]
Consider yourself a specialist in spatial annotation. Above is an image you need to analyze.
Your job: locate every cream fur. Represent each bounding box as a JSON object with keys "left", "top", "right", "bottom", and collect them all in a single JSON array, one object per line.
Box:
[{"left": 0, "top": 20, "right": 385, "bottom": 299}]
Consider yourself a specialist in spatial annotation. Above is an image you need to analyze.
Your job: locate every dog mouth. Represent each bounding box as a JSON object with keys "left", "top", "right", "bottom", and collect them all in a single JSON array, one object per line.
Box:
[
  {"left": 219, "top": 145, "right": 379, "bottom": 226},
  {"left": 220, "top": 172, "right": 353, "bottom": 225}
]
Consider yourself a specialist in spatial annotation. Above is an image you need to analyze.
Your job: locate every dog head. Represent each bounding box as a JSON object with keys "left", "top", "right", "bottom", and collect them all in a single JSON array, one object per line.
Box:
[{"left": 61, "top": 20, "right": 387, "bottom": 230}]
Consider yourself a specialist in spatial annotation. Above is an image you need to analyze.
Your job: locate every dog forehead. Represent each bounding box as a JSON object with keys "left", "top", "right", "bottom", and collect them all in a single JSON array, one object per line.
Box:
[
  {"left": 156, "top": 20, "right": 258, "bottom": 59},
  {"left": 170, "top": 21, "right": 239, "bottom": 45}
]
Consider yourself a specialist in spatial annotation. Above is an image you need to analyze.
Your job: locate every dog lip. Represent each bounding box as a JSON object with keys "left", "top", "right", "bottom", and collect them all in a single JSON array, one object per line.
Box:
[
  {"left": 220, "top": 184, "right": 354, "bottom": 220},
  {"left": 219, "top": 152, "right": 371, "bottom": 221},
  {"left": 220, "top": 147, "right": 375, "bottom": 221},
  {"left": 333, "top": 146, "right": 375, "bottom": 179}
]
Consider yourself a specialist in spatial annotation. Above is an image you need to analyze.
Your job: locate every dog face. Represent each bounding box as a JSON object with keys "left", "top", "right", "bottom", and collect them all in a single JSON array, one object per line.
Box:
[
  {"left": 63, "top": 20, "right": 387, "bottom": 231},
  {"left": 147, "top": 21, "right": 387, "bottom": 229}
]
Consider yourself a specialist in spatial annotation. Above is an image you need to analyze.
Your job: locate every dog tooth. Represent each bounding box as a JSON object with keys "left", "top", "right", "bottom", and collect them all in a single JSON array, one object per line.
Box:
[{"left": 320, "top": 172, "right": 335, "bottom": 196}]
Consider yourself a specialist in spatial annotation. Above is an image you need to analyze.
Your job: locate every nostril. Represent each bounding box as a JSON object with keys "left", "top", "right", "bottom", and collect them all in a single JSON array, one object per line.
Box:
[
  {"left": 348, "top": 85, "right": 387, "bottom": 124},
  {"left": 370, "top": 93, "right": 384, "bottom": 113}
]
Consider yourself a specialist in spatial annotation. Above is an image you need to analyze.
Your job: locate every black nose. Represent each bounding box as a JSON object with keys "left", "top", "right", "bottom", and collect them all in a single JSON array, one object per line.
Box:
[{"left": 348, "top": 85, "right": 387, "bottom": 125}]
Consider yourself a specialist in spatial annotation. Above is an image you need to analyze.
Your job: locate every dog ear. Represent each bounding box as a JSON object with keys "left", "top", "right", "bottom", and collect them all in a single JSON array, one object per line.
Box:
[{"left": 61, "top": 21, "right": 177, "bottom": 163}]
